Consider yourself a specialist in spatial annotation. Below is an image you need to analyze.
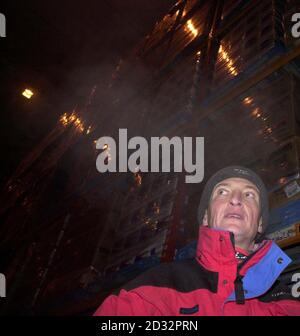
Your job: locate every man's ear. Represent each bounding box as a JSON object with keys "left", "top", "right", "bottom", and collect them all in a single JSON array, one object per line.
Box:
[
  {"left": 202, "top": 210, "right": 209, "bottom": 227},
  {"left": 257, "top": 217, "right": 263, "bottom": 233}
]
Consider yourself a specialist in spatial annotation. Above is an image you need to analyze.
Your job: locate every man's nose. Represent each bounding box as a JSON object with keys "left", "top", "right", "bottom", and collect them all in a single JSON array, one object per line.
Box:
[{"left": 229, "top": 190, "right": 242, "bottom": 206}]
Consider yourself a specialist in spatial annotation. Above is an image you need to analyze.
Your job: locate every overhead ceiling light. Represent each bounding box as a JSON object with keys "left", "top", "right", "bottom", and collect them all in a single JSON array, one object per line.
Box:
[{"left": 22, "top": 89, "right": 34, "bottom": 99}]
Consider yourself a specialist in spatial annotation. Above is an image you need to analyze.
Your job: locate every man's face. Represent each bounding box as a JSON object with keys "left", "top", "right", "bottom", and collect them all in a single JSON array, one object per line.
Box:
[{"left": 203, "top": 177, "right": 263, "bottom": 250}]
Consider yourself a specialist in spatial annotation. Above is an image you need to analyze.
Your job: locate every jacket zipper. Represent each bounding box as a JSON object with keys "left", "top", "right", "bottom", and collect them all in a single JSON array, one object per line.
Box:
[
  {"left": 237, "top": 240, "right": 268, "bottom": 272},
  {"left": 229, "top": 233, "right": 268, "bottom": 305}
]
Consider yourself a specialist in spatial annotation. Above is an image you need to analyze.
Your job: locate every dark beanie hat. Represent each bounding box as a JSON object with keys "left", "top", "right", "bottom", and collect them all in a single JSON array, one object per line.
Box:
[{"left": 197, "top": 166, "right": 269, "bottom": 233}]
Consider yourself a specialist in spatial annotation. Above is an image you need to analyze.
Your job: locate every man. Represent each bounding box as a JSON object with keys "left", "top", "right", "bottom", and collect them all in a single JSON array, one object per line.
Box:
[{"left": 94, "top": 166, "right": 300, "bottom": 315}]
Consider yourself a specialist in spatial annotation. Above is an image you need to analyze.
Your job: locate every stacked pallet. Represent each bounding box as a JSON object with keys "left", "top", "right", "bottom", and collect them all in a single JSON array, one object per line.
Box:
[{"left": 212, "top": 0, "right": 286, "bottom": 92}]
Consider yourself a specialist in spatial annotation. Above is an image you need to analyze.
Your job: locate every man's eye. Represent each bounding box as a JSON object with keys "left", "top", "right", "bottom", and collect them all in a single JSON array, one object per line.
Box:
[
  {"left": 218, "top": 189, "right": 228, "bottom": 195},
  {"left": 245, "top": 192, "right": 255, "bottom": 198}
]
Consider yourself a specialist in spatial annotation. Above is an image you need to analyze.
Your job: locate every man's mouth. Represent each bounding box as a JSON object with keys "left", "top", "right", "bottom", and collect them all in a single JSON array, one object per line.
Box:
[{"left": 224, "top": 213, "right": 244, "bottom": 220}]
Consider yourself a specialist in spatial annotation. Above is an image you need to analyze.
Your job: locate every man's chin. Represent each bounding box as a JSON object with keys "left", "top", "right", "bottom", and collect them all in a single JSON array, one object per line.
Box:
[
  {"left": 219, "top": 225, "right": 245, "bottom": 238},
  {"left": 219, "top": 222, "right": 243, "bottom": 231}
]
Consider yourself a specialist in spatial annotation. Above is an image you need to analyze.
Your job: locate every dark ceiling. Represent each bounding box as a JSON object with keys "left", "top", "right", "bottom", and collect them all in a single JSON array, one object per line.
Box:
[{"left": 0, "top": 0, "right": 176, "bottom": 187}]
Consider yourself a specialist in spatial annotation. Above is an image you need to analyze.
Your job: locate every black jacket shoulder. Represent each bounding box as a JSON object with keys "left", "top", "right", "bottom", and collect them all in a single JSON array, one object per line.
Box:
[{"left": 114, "top": 258, "right": 218, "bottom": 295}]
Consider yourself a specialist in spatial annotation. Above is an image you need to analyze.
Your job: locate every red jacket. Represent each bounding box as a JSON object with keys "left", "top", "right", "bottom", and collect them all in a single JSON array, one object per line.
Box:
[{"left": 94, "top": 226, "right": 300, "bottom": 316}]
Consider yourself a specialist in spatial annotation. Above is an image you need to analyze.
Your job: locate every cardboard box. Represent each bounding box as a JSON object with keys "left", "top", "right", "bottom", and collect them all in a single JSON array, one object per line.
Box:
[
  {"left": 268, "top": 198, "right": 300, "bottom": 234},
  {"left": 264, "top": 136, "right": 300, "bottom": 188},
  {"left": 267, "top": 222, "right": 300, "bottom": 248},
  {"left": 269, "top": 177, "right": 300, "bottom": 209}
]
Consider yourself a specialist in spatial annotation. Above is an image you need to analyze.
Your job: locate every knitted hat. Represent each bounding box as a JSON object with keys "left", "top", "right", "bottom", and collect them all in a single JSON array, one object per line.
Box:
[{"left": 197, "top": 166, "right": 269, "bottom": 233}]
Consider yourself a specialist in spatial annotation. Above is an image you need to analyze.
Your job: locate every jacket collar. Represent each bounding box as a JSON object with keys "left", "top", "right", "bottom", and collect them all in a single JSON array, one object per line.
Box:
[
  {"left": 196, "top": 226, "right": 292, "bottom": 299},
  {"left": 196, "top": 226, "right": 237, "bottom": 272}
]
